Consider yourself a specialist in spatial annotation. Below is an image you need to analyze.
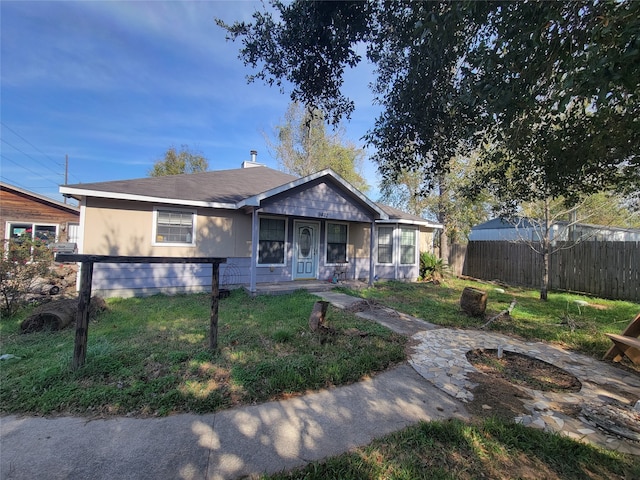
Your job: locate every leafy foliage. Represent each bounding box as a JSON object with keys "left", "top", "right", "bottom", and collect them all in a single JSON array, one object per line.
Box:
[
  {"left": 148, "top": 145, "right": 209, "bottom": 177},
  {"left": 464, "top": 1, "right": 640, "bottom": 208},
  {"left": 0, "top": 238, "right": 53, "bottom": 316},
  {"left": 418, "top": 251, "right": 445, "bottom": 283},
  {"left": 218, "top": 0, "right": 639, "bottom": 209},
  {"left": 266, "top": 102, "right": 369, "bottom": 191}
]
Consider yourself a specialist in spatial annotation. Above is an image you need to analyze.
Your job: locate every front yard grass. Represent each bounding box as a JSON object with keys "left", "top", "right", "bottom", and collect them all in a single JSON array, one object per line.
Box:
[
  {"left": 2, "top": 280, "right": 639, "bottom": 479},
  {"left": 341, "top": 277, "right": 640, "bottom": 360},
  {"left": 0, "top": 289, "right": 405, "bottom": 416},
  {"left": 265, "top": 418, "right": 640, "bottom": 480}
]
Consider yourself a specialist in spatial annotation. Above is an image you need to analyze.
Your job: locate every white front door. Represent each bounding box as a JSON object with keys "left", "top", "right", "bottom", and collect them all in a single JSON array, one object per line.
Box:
[{"left": 293, "top": 221, "right": 319, "bottom": 279}]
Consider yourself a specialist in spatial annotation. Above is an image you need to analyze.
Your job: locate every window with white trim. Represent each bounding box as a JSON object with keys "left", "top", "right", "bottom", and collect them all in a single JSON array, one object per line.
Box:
[
  {"left": 7, "top": 223, "right": 57, "bottom": 244},
  {"left": 154, "top": 209, "right": 195, "bottom": 245},
  {"left": 259, "top": 217, "right": 286, "bottom": 264},
  {"left": 326, "top": 222, "right": 347, "bottom": 264},
  {"left": 400, "top": 227, "right": 417, "bottom": 264},
  {"left": 377, "top": 226, "right": 394, "bottom": 264}
]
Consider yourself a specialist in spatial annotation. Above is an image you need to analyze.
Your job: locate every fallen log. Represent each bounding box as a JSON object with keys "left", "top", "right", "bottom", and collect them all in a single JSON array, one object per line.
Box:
[
  {"left": 481, "top": 298, "right": 517, "bottom": 329},
  {"left": 20, "top": 296, "right": 107, "bottom": 333}
]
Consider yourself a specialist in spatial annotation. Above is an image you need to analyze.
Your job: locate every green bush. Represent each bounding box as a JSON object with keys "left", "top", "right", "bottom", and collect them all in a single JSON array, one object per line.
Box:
[{"left": 419, "top": 251, "right": 445, "bottom": 282}]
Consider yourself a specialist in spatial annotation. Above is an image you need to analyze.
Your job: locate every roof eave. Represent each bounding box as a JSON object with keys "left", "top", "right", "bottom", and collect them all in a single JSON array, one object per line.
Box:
[
  {"left": 376, "top": 218, "right": 443, "bottom": 228},
  {"left": 59, "top": 186, "right": 237, "bottom": 210}
]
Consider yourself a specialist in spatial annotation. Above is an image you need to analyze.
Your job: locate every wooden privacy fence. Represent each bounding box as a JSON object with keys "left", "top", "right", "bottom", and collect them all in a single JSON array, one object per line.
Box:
[{"left": 449, "top": 241, "right": 639, "bottom": 302}]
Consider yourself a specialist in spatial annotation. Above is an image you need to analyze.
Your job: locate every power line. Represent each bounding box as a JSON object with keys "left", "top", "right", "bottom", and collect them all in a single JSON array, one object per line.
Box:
[
  {"left": 0, "top": 121, "right": 65, "bottom": 168},
  {"left": 0, "top": 122, "right": 83, "bottom": 184},
  {"left": 0, "top": 175, "right": 33, "bottom": 192},
  {"left": 0, "top": 153, "right": 63, "bottom": 189},
  {"left": 1, "top": 138, "right": 64, "bottom": 179}
]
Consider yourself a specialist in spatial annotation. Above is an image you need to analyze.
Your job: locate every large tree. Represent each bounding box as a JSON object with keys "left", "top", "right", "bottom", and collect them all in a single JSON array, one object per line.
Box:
[
  {"left": 379, "top": 154, "right": 495, "bottom": 248},
  {"left": 218, "top": 0, "right": 638, "bottom": 200},
  {"left": 148, "top": 145, "right": 209, "bottom": 177},
  {"left": 464, "top": 1, "right": 640, "bottom": 208},
  {"left": 219, "top": 0, "right": 640, "bottom": 293},
  {"left": 266, "top": 102, "right": 368, "bottom": 191}
]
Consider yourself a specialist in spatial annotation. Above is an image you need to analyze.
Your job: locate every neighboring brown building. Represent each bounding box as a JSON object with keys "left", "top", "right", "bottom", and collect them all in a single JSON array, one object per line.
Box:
[{"left": 1, "top": 182, "right": 80, "bottom": 245}]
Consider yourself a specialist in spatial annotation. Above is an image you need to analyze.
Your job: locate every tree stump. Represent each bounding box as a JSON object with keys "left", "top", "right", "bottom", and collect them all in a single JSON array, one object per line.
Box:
[
  {"left": 20, "top": 296, "right": 107, "bottom": 333},
  {"left": 308, "top": 301, "right": 329, "bottom": 332},
  {"left": 460, "top": 287, "right": 487, "bottom": 317}
]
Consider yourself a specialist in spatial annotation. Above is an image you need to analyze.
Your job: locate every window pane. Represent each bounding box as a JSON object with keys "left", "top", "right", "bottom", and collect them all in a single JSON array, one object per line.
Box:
[
  {"left": 327, "top": 223, "right": 346, "bottom": 243},
  {"left": 400, "top": 228, "right": 416, "bottom": 264},
  {"left": 326, "top": 223, "right": 347, "bottom": 263},
  {"left": 34, "top": 225, "right": 57, "bottom": 244},
  {"left": 259, "top": 218, "right": 285, "bottom": 264},
  {"left": 156, "top": 210, "right": 194, "bottom": 243},
  {"left": 377, "top": 227, "right": 393, "bottom": 263},
  {"left": 327, "top": 243, "right": 346, "bottom": 263}
]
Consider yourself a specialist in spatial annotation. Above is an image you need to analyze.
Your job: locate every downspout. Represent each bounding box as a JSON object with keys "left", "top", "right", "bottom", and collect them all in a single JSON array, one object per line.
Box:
[
  {"left": 250, "top": 207, "right": 259, "bottom": 294},
  {"left": 369, "top": 220, "right": 376, "bottom": 286}
]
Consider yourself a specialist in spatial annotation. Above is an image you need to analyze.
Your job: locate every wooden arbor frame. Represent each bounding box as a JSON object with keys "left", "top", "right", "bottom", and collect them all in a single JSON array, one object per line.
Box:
[{"left": 55, "top": 254, "right": 226, "bottom": 370}]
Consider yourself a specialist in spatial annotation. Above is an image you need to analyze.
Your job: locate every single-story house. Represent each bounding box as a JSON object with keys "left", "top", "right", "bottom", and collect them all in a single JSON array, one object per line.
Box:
[
  {"left": 1, "top": 182, "right": 80, "bottom": 246},
  {"left": 60, "top": 159, "right": 442, "bottom": 298},
  {"left": 469, "top": 217, "right": 640, "bottom": 242}
]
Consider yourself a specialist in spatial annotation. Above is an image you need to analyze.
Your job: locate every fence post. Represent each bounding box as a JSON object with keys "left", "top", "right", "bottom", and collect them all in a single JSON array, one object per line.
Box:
[
  {"left": 210, "top": 263, "right": 220, "bottom": 350},
  {"left": 72, "top": 261, "right": 94, "bottom": 370}
]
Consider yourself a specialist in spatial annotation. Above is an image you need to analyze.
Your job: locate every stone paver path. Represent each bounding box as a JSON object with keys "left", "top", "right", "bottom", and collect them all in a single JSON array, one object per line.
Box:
[{"left": 410, "top": 328, "right": 640, "bottom": 454}]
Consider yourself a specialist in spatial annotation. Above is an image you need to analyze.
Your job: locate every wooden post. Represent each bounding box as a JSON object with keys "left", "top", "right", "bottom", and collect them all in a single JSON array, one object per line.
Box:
[
  {"left": 309, "top": 301, "right": 329, "bottom": 332},
  {"left": 72, "top": 261, "right": 94, "bottom": 370},
  {"left": 210, "top": 263, "right": 220, "bottom": 350}
]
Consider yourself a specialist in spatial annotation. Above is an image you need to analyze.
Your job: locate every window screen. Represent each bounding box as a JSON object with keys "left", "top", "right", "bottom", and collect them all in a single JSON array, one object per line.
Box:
[
  {"left": 377, "top": 226, "right": 393, "bottom": 264},
  {"left": 326, "top": 223, "right": 347, "bottom": 264},
  {"left": 400, "top": 228, "right": 416, "bottom": 264},
  {"left": 259, "top": 218, "right": 285, "bottom": 264},
  {"left": 156, "top": 210, "right": 194, "bottom": 244}
]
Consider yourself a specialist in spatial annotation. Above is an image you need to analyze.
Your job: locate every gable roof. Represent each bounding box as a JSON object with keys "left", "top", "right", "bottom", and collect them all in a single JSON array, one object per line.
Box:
[
  {"left": 60, "top": 166, "right": 439, "bottom": 226},
  {"left": 238, "top": 168, "right": 388, "bottom": 219},
  {"left": 1, "top": 182, "right": 80, "bottom": 214}
]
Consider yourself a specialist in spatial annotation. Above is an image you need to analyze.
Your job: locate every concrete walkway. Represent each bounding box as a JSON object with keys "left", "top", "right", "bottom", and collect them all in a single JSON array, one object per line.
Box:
[
  {"left": 1, "top": 366, "right": 466, "bottom": 480},
  {"left": 2, "top": 291, "right": 639, "bottom": 480}
]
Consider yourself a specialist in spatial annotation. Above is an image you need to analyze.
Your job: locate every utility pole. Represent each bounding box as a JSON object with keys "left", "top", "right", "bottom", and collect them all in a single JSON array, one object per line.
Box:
[{"left": 64, "top": 154, "right": 68, "bottom": 204}]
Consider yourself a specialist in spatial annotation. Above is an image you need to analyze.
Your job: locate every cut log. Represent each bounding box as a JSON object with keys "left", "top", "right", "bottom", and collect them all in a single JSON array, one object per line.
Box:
[
  {"left": 20, "top": 296, "right": 107, "bottom": 334},
  {"left": 308, "top": 301, "right": 329, "bottom": 332},
  {"left": 460, "top": 287, "right": 488, "bottom": 317}
]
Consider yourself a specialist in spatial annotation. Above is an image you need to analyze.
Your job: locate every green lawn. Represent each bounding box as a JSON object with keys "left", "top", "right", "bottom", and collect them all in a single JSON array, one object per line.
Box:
[
  {"left": 339, "top": 277, "right": 640, "bottom": 359},
  {"left": 2, "top": 280, "right": 639, "bottom": 479},
  {"left": 264, "top": 418, "right": 640, "bottom": 480},
  {"left": 0, "top": 289, "right": 405, "bottom": 416}
]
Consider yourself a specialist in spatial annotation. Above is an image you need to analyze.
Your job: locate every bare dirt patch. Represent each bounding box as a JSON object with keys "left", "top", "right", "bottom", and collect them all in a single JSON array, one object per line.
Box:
[{"left": 464, "top": 349, "right": 582, "bottom": 421}]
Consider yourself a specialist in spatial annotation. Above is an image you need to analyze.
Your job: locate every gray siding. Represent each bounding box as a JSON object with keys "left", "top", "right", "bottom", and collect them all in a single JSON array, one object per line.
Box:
[{"left": 260, "top": 180, "right": 374, "bottom": 223}]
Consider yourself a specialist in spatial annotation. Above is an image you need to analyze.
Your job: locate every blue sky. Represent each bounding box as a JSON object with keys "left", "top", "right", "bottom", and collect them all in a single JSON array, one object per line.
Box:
[{"left": 1, "top": 1, "right": 381, "bottom": 204}]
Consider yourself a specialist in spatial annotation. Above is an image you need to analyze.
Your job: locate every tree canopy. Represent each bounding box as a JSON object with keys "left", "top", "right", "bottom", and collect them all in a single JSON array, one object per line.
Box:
[
  {"left": 148, "top": 145, "right": 209, "bottom": 177},
  {"left": 266, "top": 102, "right": 369, "bottom": 191},
  {"left": 218, "top": 0, "right": 639, "bottom": 210}
]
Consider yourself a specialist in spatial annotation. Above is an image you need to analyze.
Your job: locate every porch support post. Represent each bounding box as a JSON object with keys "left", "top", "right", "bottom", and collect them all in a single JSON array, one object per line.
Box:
[
  {"left": 250, "top": 207, "right": 259, "bottom": 294},
  {"left": 369, "top": 220, "right": 376, "bottom": 286}
]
